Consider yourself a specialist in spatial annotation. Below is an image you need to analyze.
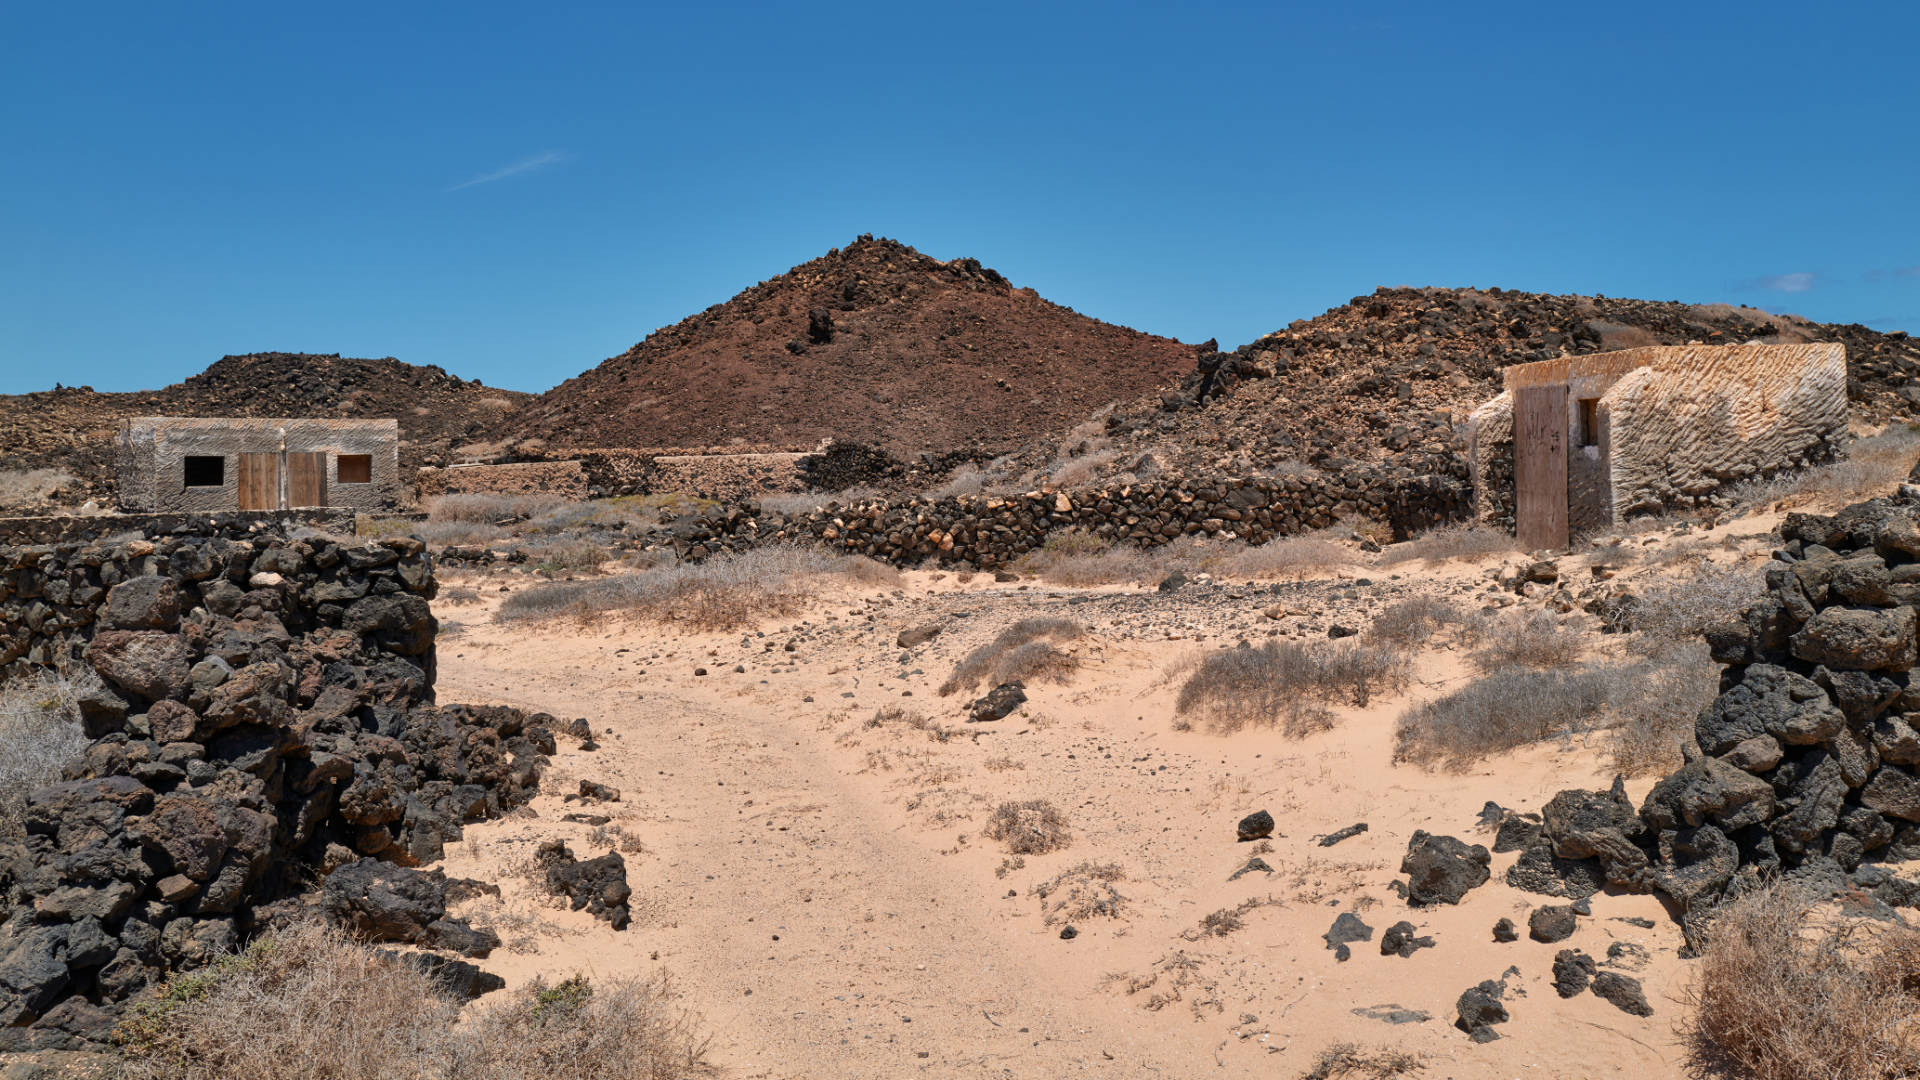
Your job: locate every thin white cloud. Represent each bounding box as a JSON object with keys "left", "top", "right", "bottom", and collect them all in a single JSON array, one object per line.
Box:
[
  {"left": 448, "top": 150, "right": 567, "bottom": 191},
  {"left": 1752, "top": 271, "right": 1817, "bottom": 293}
]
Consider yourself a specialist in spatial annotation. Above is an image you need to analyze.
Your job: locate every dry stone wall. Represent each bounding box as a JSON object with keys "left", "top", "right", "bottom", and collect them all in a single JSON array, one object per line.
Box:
[
  {"left": 1510, "top": 494, "right": 1920, "bottom": 950},
  {"left": 736, "top": 466, "right": 1471, "bottom": 567},
  {"left": 415, "top": 461, "right": 591, "bottom": 502},
  {"left": 0, "top": 528, "right": 553, "bottom": 1047}
]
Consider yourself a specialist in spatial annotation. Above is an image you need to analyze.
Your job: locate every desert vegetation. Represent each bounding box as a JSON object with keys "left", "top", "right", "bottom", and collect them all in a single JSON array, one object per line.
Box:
[
  {"left": 1174, "top": 639, "right": 1410, "bottom": 736},
  {"left": 496, "top": 545, "right": 898, "bottom": 630},
  {"left": 1376, "top": 521, "right": 1514, "bottom": 565},
  {"left": 0, "top": 670, "right": 90, "bottom": 837},
  {"left": 940, "top": 617, "right": 1085, "bottom": 696},
  {"left": 1686, "top": 884, "right": 1920, "bottom": 1080},
  {"left": 115, "top": 919, "right": 711, "bottom": 1080},
  {"left": 983, "top": 798, "right": 1073, "bottom": 854}
]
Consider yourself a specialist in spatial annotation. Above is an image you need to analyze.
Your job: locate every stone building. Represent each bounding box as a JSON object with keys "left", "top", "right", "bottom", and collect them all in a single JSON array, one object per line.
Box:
[
  {"left": 1467, "top": 343, "right": 1847, "bottom": 547},
  {"left": 115, "top": 417, "right": 400, "bottom": 513}
]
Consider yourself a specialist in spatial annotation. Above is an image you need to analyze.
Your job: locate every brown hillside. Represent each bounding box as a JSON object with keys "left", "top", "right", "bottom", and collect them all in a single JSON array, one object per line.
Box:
[
  {"left": 0, "top": 353, "right": 531, "bottom": 507},
  {"left": 1015, "top": 286, "right": 1920, "bottom": 485},
  {"left": 516, "top": 235, "right": 1196, "bottom": 458}
]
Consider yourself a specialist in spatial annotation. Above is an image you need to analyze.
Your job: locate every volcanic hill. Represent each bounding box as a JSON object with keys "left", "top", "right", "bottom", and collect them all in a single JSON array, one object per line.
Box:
[
  {"left": 1020, "top": 286, "right": 1920, "bottom": 485},
  {"left": 515, "top": 235, "right": 1197, "bottom": 459},
  {"left": 0, "top": 353, "right": 530, "bottom": 507}
]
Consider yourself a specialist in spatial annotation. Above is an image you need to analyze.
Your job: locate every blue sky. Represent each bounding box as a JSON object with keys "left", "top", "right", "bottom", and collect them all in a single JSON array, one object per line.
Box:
[{"left": 3, "top": 2, "right": 1916, "bottom": 395}]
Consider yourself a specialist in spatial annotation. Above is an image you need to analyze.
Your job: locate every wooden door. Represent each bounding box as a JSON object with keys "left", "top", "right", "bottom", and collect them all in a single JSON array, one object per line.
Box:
[
  {"left": 237, "top": 453, "right": 280, "bottom": 511},
  {"left": 1513, "top": 384, "right": 1569, "bottom": 551},
  {"left": 286, "top": 452, "right": 327, "bottom": 508}
]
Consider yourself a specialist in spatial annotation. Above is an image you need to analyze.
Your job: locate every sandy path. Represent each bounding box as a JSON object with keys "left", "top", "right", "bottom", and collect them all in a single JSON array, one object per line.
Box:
[{"left": 432, "top": 567, "right": 1706, "bottom": 1079}]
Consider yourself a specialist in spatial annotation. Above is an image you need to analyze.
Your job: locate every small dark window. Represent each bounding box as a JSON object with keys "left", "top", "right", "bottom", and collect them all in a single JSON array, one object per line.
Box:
[
  {"left": 1576, "top": 399, "right": 1600, "bottom": 448},
  {"left": 183, "top": 455, "right": 224, "bottom": 487},
  {"left": 336, "top": 454, "right": 372, "bottom": 484}
]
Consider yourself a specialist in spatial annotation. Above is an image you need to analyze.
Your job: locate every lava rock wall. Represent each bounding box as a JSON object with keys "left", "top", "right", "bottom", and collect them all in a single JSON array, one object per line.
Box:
[{"left": 0, "top": 529, "right": 552, "bottom": 1046}]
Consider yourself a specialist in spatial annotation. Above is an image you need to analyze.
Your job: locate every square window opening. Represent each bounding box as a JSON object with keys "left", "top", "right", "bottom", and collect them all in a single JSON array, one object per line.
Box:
[
  {"left": 337, "top": 454, "right": 372, "bottom": 484},
  {"left": 183, "top": 455, "right": 225, "bottom": 488},
  {"left": 1576, "top": 398, "right": 1600, "bottom": 448}
]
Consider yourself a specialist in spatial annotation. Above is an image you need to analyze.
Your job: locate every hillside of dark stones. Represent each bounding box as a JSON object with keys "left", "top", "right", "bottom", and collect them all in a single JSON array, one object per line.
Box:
[
  {"left": 1011, "top": 287, "right": 1920, "bottom": 486},
  {"left": 0, "top": 354, "right": 531, "bottom": 507},
  {"left": 515, "top": 235, "right": 1197, "bottom": 459}
]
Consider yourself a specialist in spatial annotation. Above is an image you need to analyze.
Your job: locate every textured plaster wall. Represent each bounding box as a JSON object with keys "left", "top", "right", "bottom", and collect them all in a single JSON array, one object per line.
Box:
[
  {"left": 117, "top": 418, "right": 399, "bottom": 513},
  {"left": 1603, "top": 343, "right": 1847, "bottom": 517}
]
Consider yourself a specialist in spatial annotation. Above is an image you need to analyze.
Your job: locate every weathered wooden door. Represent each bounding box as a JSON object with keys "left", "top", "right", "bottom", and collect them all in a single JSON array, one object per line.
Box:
[
  {"left": 237, "top": 453, "right": 280, "bottom": 511},
  {"left": 1513, "top": 384, "right": 1570, "bottom": 550},
  {"left": 286, "top": 452, "right": 327, "bottom": 508}
]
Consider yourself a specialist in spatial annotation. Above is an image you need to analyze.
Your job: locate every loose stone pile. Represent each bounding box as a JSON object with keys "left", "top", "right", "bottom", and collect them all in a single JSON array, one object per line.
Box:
[
  {"left": 1510, "top": 494, "right": 1920, "bottom": 947},
  {"left": 0, "top": 531, "right": 552, "bottom": 1048}
]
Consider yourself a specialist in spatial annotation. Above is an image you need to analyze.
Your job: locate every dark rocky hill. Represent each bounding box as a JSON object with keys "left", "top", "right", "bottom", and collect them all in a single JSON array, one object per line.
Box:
[
  {"left": 1012, "top": 287, "right": 1920, "bottom": 485},
  {"left": 515, "top": 235, "right": 1197, "bottom": 459},
  {"left": 0, "top": 353, "right": 530, "bottom": 508}
]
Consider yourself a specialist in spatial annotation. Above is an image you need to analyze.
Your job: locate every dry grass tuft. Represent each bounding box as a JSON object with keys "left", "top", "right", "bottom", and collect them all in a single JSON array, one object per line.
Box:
[
  {"left": 1174, "top": 640, "right": 1410, "bottom": 735},
  {"left": 940, "top": 618, "right": 1084, "bottom": 696},
  {"left": 1376, "top": 522, "right": 1514, "bottom": 564},
  {"left": 116, "top": 918, "right": 712, "bottom": 1080},
  {"left": 1729, "top": 425, "right": 1920, "bottom": 510},
  {"left": 983, "top": 799, "right": 1072, "bottom": 855},
  {"left": 426, "top": 492, "right": 572, "bottom": 523},
  {"left": 1300, "top": 1042, "right": 1426, "bottom": 1079},
  {"left": 0, "top": 671, "right": 91, "bottom": 838},
  {"left": 1396, "top": 652, "right": 1712, "bottom": 770},
  {"left": 1367, "top": 596, "right": 1469, "bottom": 647},
  {"left": 1468, "top": 608, "right": 1585, "bottom": 670},
  {"left": 1032, "top": 861, "right": 1126, "bottom": 925},
  {"left": 1687, "top": 883, "right": 1920, "bottom": 1080},
  {"left": 1184, "top": 896, "right": 1283, "bottom": 940},
  {"left": 496, "top": 546, "right": 898, "bottom": 631},
  {"left": 1627, "top": 564, "right": 1764, "bottom": 650},
  {"left": 1217, "top": 531, "right": 1353, "bottom": 580}
]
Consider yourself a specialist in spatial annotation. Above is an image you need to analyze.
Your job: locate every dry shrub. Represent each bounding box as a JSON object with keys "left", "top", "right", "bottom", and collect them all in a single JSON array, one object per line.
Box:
[
  {"left": 524, "top": 539, "right": 611, "bottom": 575},
  {"left": 440, "top": 586, "right": 482, "bottom": 606},
  {"left": 1627, "top": 564, "right": 1764, "bottom": 650},
  {"left": 410, "top": 520, "right": 505, "bottom": 549},
  {"left": 940, "top": 618, "right": 1084, "bottom": 696},
  {"left": 983, "top": 799, "right": 1072, "bottom": 855},
  {"left": 0, "top": 467, "right": 76, "bottom": 508},
  {"left": 496, "top": 546, "right": 897, "bottom": 630},
  {"left": 1300, "top": 1042, "right": 1425, "bottom": 1079},
  {"left": 1032, "top": 861, "right": 1125, "bottom": 925},
  {"left": 1687, "top": 883, "right": 1920, "bottom": 1080},
  {"left": 1468, "top": 608, "right": 1585, "bottom": 670},
  {"left": 1174, "top": 640, "right": 1410, "bottom": 735},
  {"left": 427, "top": 493, "right": 571, "bottom": 523},
  {"left": 1396, "top": 657, "right": 1696, "bottom": 769},
  {"left": 1376, "top": 522, "right": 1514, "bottom": 564},
  {"left": 1606, "top": 643, "right": 1720, "bottom": 775},
  {"left": 870, "top": 706, "right": 957, "bottom": 743},
  {"left": 116, "top": 920, "right": 710, "bottom": 1080},
  {"left": 1184, "top": 895, "right": 1282, "bottom": 940},
  {"left": 1047, "top": 448, "right": 1119, "bottom": 489},
  {"left": 1014, "top": 530, "right": 1154, "bottom": 587},
  {"left": 1367, "top": 596, "right": 1468, "bottom": 647},
  {"left": 1730, "top": 425, "right": 1920, "bottom": 510},
  {"left": 0, "top": 671, "right": 91, "bottom": 838},
  {"left": 1217, "top": 531, "right": 1352, "bottom": 580}
]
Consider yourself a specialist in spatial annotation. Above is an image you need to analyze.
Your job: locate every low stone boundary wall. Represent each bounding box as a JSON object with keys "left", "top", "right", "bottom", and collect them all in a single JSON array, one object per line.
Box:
[
  {"left": 0, "top": 509, "right": 355, "bottom": 547},
  {"left": 0, "top": 527, "right": 553, "bottom": 1045},
  {"left": 415, "top": 461, "right": 590, "bottom": 501},
  {"left": 725, "top": 466, "right": 1472, "bottom": 567}
]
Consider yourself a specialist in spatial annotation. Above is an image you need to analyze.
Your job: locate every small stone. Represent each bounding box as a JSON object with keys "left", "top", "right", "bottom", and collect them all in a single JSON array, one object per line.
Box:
[
  {"left": 1237, "top": 810, "right": 1275, "bottom": 842},
  {"left": 1492, "top": 917, "right": 1519, "bottom": 943},
  {"left": 1529, "top": 904, "right": 1579, "bottom": 943},
  {"left": 1590, "top": 971, "right": 1653, "bottom": 1016}
]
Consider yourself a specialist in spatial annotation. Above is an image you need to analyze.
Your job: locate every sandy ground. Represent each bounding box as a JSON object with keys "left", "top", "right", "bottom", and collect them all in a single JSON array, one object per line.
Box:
[{"left": 421, "top": 519, "right": 1811, "bottom": 1080}]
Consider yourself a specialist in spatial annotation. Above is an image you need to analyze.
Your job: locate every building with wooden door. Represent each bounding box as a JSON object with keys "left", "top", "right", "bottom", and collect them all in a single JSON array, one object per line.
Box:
[
  {"left": 114, "top": 417, "right": 400, "bottom": 513},
  {"left": 1466, "top": 343, "right": 1848, "bottom": 549}
]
